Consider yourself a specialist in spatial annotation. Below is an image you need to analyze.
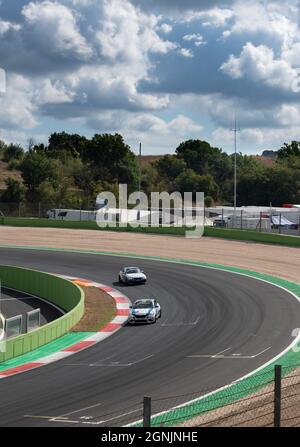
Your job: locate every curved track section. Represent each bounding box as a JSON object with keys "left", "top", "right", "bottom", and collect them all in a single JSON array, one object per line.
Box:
[{"left": 0, "top": 247, "right": 299, "bottom": 427}]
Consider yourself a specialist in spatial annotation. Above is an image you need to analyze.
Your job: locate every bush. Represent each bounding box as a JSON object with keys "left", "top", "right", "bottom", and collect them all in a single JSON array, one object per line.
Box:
[{"left": 3, "top": 144, "right": 24, "bottom": 162}]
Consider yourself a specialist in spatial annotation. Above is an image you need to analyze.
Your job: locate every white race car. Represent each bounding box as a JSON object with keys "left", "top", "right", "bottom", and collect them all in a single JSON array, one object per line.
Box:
[
  {"left": 128, "top": 299, "right": 161, "bottom": 324},
  {"left": 118, "top": 266, "right": 147, "bottom": 285}
]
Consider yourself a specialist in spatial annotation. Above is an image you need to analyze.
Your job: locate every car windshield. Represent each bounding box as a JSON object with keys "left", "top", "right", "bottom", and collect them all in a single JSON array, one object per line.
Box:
[
  {"left": 133, "top": 301, "right": 153, "bottom": 309},
  {"left": 126, "top": 268, "right": 140, "bottom": 274}
]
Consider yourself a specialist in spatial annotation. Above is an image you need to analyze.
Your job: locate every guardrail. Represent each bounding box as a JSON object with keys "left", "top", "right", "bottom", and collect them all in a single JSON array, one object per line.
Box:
[{"left": 0, "top": 265, "right": 84, "bottom": 362}]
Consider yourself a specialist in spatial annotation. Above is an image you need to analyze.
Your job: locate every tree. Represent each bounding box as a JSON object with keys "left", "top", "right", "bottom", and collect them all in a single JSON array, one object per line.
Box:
[
  {"left": 1, "top": 178, "right": 25, "bottom": 203},
  {"left": 155, "top": 155, "right": 186, "bottom": 181},
  {"left": 3, "top": 144, "right": 24, "bottom": 162},
  {"left": 175, "top": 140, "right": 224, "bottom": 176},
  {"left": 277, "top": 141, "right": 300, "bottom": 159},
  {"left": 0, "top": 140, "right": 6, "bottom": 159},
  {"left": 37, "top": 178, "right": 81, "bottom": 207},
  {"left": 237, "top": 164, "right": 300, "bottom": 206},
  {"left": 46, "top": 132, "right": 88, "bottom": 161},
  {"left": 83, "top": 133, "right": 139, "bottom": 190},
  {"left": 174, "top": 169, "right": 218, "bottom": 199},
  {"left": 31, "top": 143, "right": 47, "bottom": 154},
  {"left": 20, "top": 151, "right": 59, "bottom": 201}
]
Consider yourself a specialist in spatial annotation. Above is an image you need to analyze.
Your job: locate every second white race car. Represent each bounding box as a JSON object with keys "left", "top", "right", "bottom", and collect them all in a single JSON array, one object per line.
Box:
[
  {"left": 128, "top": 299, "right": 161, "bottom": 324},
  {"left": 118, "top": 266, "right": 147, "bottom": 285}
]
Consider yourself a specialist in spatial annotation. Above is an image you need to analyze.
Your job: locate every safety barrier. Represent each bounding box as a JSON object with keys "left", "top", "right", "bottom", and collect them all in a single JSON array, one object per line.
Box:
[{"left": 0, "top": 265, "right": 84, "bottom": 362}]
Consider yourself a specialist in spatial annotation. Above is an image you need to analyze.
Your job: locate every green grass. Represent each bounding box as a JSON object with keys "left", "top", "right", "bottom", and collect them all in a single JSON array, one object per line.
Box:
[
  {"left": 204, "top": 226, "right": 300, "bottom": 247},
  {"left": 1, "top": 216, "right": 300, "bottom": 248}
]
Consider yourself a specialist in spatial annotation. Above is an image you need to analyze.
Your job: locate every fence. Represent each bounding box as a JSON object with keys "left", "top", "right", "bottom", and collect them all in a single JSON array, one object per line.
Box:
[
  {"left": 67, "top": 363, "right": 300, "bottom": 427},
  {"left": 142, "top": 364, "right": 300, "bottom": 427},
  {"left": 0, "top": 202, "right": 96, "bottom": 219},
  {"left": 0, "top": 202, "right": 300, "bottom": 237},
  {"left": 0, "top": 265, "right": 84, "bottom": 362},
  {"left": 206, "top": 208, "right": 300, "bottom": 236}
]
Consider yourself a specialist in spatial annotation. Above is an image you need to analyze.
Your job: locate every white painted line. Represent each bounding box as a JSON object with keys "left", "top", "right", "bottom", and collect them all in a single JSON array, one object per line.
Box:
[
  {"left": 251, "top": 346, "right": 272, "bottom": 357},
  {"left": 161, "top": 316, "right": 200, "bottom": 327},
  {"left": 188, "top": 347, "right": 232, "bottom": 358},
  {"left": 128, "top": 354, "right": 154, "bottom": 366},
  {"left": 188, "top": 346, "right": 271, "bottom": 360},
  {"left": 65, "top": 354, "right": 154, "bottom": 368},
  {"left": 94, "top": 407, "right": 143, "bottom": 425},
  {"left": 55, "top": 402, "right": 103, "bottom": 419},
  {"left": 212, "top": 347, "right": 232, "bottom": 358}
]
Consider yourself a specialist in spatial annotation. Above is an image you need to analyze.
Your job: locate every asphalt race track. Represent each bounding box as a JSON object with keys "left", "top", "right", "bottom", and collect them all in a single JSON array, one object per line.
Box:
[
  {"left": 0, "top": 247, "right": 299, "bottom": 427},
  {"left": 0, "top": 287, "right": 63, "bottom": 333}
]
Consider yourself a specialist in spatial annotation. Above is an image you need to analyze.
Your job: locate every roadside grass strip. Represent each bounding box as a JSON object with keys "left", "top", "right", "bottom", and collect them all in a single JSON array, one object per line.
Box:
[{"left": 0, "top": 277, "right": 131, "bottom": 378}]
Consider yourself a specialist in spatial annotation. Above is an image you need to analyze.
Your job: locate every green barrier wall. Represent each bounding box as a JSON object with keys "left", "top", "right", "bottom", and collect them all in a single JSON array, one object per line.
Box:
[{"left": 0, "top": 265, "right": 84, "bottom": 362}]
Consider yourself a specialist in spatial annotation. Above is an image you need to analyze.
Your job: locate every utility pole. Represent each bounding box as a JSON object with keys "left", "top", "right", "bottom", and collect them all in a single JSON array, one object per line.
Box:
[
  {"left": 138, "top": 142, "right": 142, "bottom": 195},
  {"left": 137, "top": 142, "right": 142, "bottom": 222},
  {"left": 231, "top": 117, "right": 240, "bottom": 224}
]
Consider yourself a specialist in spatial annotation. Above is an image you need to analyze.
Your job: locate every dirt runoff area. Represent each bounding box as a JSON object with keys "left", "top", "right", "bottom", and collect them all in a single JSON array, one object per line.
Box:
[
  {"left": 0, "top": 226, "right": 299, "bottom": 283},
  {"left": 72, "top": 286, "right": 116, "bottom": 332}
]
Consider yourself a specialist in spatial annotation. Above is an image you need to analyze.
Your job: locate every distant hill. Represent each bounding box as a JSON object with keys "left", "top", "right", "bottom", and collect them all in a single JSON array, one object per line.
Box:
[
  {"left": 138, "top": 155, "right": 162, "bottom": 166},
  {"left": 252, "top": 155, "right": 276, "bottom": 167}
]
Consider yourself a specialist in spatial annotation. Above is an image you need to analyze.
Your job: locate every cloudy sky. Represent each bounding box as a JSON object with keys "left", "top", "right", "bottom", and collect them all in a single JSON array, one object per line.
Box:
[{"left": 0, "top": 0, "right": 300, "bottom": 155}]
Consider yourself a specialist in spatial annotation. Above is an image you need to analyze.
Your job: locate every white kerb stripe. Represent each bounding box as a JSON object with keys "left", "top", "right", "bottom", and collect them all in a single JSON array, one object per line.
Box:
[
  {"left": 111, "top": 316, "right": 128, "bottom": 324},
  {"left": 38, "top": 351, "right": 74, "bottom": 364}
]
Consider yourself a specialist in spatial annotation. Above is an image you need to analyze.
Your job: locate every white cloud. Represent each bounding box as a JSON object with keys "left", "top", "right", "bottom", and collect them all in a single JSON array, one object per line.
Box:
[
  {"left": 222, "top": 1, "right": 298, "bottom": 50},
  {"left": 275, "top": 104, "right": 300, "bottom": 126},
  {"left": 0, "top": 0, "right": 300, "bottom": 155},
  {"left": 95, "top": 0, "right": 176, "bottom": 64},
  {"left": 220, "top": 42, "right": 300, "bottom": 92},
  {"left": 86, "top": 111, "right": 202, "bottom": 153},
  {"left": 183, "top": 33, "right": 206, "bottom": 46},
  {"left": 185, "top": 7, "right": 234, "bottom": 27},
  {"left": 159, "top": 23, "right": 172, "bottom": 34},
  {"left": 178, "top": 48, "right": 194, "bottom": 58},
  {"left": 34, "top": 79, "right": 75, "bottom": 105},
  {"left": 0, "top": 75, "right": 37, "bottom": 129},
  {"left": 0, "top": 20, "right": 21, "bottom": 35},
  {"left": 212, "top": 123, "right": 300, "bottom": 152},
  {"left": 22, "top": 0, "right": 93, "bottom": 59}
]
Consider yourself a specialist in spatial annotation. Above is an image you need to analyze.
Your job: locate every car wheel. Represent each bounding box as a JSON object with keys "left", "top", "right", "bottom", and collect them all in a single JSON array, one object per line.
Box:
[{"left": 159, "top": 310, "right": 162, "bottom": 319}]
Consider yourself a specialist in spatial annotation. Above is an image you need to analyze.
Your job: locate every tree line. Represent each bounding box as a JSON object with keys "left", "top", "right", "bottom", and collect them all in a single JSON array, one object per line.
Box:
[{"left": 0, "top": 133, "right": 300, "bottom": 207}]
